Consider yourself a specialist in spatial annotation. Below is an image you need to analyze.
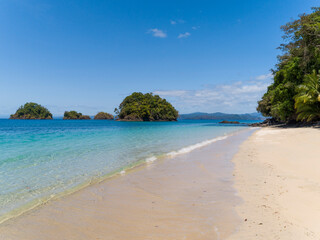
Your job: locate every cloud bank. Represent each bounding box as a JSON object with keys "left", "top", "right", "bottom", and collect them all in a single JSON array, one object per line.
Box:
[{"left": 154, "top": 74, "right": 273, "bottom": 113}]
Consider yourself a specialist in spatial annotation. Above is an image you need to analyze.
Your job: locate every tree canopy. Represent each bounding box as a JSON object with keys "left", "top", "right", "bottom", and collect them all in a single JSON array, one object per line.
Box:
[
  {"left": 294, "top": 70, "right": 320, "bottom": 121},
  {"left": 63, "top": 111, "right": 91, "bottom": 120},
  {"left": 94, "top": 112, "right": 114, "bottom": 120},
  {"left": 10, "top": 102, "right": 53, "bottom": 119},
  {"left": 257, "top": 7, "right": 320, "bottom": 122},
  {"left": 115, "top": 92, "right": 179, "bottom": 121}
]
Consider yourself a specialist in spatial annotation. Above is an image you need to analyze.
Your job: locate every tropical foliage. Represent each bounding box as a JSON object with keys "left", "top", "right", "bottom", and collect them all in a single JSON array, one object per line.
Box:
[
  {"left": 257, "top": 7, "right": 320, "bottom": 122},
  {"left": 115, "top": 92, "right": 179, "bottom": 121},
  {"left": 10, "top": 102, "right": 52, "bottom": 119},
  {"left": 63, "top": 111, "right": 91, "bottom": 120},
  {"left": 294, "top": 71, "right": 320, "bottom": 121},
  {"left": 94, "top": 112, "right": 114, "bottom": 120}
]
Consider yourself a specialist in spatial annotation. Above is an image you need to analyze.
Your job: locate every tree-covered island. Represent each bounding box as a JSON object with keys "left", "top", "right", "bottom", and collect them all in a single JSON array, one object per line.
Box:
[
  {"left": 257, "top": 7, "right": 320, "bottom": 122},
  {"left": 115, "top": 92, "right": 179, "bottom": 121},
  {"left": 10, "top": 102, "right": 53, "bottom": 119},
  {"left": 63, "top": 111, "right": 91, "bottom": 120},
  {"left": 94, "top": 112, "right": 114, "bottom": 120}
]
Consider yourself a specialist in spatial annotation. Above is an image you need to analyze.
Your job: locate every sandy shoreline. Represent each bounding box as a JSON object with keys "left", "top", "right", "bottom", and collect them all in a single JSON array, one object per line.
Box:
[
  {"left": 0, "top": 129, "right": 254, "bottom": 240},
  {"left": 3, "top": 127, "right": 318, "bottom": 239},
  {"left": 228, "top": 127, "right": 320, "bottom": 239}
]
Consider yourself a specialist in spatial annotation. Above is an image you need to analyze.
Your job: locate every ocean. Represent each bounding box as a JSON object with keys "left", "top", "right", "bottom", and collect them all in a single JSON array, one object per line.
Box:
[{"left": 0, "top": 119, "right": 255, "bottom": 223}]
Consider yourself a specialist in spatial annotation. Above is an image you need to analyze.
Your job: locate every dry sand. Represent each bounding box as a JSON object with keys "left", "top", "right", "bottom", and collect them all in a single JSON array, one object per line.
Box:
[
  {"left": 0, "top": 129, "right": 254, "bottom": 240},
  {"left": 228, "top": 127, "right": 320, "bottom": 240}
]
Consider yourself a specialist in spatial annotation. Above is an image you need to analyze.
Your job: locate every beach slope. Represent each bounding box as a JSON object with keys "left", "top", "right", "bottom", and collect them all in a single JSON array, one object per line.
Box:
[
  {"left": 229, "top": 127, "right": 320, "bottom": 239},
  {"left": 0, "top": 129, "right": 254, "bottom": 240}
]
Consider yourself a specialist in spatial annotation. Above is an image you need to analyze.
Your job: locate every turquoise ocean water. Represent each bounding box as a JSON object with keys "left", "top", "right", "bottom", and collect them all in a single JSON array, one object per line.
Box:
[{"left": 0, "top": 119, "right": 256, "bottom": 223}]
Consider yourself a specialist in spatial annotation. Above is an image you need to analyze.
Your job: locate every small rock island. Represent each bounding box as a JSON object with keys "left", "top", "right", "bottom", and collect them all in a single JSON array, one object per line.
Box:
[
  {"left": 63, "top": 111, "right": 91, "bottom": 120},
  {"left": 10, "top": 102, "right": 53, "bottom": 119},
  {"left": 219, "top": 120, "right": 240, "bottom": 124},
  {"left": 94, "top": 112, "right": 114, "bottom": 120},
  {"left": 115, "top": 92, "right": 179, "bottom": 121}
]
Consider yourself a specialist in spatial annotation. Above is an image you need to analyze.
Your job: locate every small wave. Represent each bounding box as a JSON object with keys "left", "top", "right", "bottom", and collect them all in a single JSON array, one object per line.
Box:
[
  {"left": 166, "top": 135, "right": 228, "bottom": 158},
  {"left": 144, "top": 135, "right": 229, "bottom": 163},
  {"left": 145, "top": 156, "right": 157, "bottom": 163}
]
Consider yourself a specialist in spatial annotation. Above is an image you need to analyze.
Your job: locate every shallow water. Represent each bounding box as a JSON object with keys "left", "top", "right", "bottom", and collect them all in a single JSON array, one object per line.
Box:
[
  {"left": 0, "top": 119, "right": 256, "bottom": 222},
  {"left": 0, "top": 127, "right": 256, "bottom": 240}
]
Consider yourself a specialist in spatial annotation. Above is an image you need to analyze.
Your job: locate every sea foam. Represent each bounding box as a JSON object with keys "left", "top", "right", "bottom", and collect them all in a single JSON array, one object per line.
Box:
[
  {"left": 146, "top": 156, "right": 157, "bottom": 163},
  {"left": 166, "top": 135, "right": 228, "bottom": 158},
  {"left": 145, "top": 135, "right": 230, "bottom": 163}
]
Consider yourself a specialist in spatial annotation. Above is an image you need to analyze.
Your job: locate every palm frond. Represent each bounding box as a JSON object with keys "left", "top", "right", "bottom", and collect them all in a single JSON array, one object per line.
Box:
[{"left": 294, "top": 70, "right": 320, "bottom": 121}]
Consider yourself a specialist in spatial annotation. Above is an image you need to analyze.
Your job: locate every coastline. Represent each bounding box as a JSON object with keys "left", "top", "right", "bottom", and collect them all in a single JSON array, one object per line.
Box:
[
  {"left": 0, "top": 126, "right": 246, "bottom": 226},
  {"left": 0, "top": 128, "right": 255, "bottom": 240},
  {"left": 228, "top": 127, "right": 320, "bottom": 239}
]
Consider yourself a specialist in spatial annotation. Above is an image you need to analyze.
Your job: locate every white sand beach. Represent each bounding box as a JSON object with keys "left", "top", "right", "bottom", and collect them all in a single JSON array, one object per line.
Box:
[
  {"left": 1, "top": 127, "right": 320, "bottom": 240},
  {"left": 229, "top": 127, "right": 320, "bottom": 239}
]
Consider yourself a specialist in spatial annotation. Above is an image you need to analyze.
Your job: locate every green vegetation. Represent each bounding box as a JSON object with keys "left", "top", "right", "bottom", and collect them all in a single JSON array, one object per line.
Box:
[
  {"left": 63, "top": 111, "right": 91, "bottom": 120},
  {"left": 294, "top": 71, "right": 320, "bottom": 121},
  {"left": 115, "top": 92, "right": 179, "bottom": 121},
  {"left": 10, "top": 102, "right": 52, "bottom": 119},
  {"left": 257, "top": 7, "right": 320, "bottom": 122},
  {"left": 94, "top": 112, "right": 114, "bottom": 120}
]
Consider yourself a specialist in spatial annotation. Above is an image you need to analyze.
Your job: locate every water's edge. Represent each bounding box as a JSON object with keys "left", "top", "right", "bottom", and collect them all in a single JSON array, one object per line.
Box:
[{"left": 0, "top": 127, "right": 254, "bottom": 226}]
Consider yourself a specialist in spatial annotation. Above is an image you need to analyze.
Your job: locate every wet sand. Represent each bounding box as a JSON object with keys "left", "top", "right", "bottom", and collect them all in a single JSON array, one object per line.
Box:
[
  {"left": 228, "top": 127, "right": 320, "bottom": 239},
  {"left": 0, "top": 129, "right": 255, "bottom": 240}
]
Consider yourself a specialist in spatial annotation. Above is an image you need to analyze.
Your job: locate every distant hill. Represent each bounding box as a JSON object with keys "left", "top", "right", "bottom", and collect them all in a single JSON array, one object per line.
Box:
[{"left": 179, "top": 112, "right": 265, "bottom": 120}]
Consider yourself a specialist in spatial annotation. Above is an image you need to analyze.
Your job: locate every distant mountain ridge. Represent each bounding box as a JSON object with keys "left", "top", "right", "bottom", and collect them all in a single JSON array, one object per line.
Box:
[{"left": 179, "top": 112, "right": 265, "bottom": 120}]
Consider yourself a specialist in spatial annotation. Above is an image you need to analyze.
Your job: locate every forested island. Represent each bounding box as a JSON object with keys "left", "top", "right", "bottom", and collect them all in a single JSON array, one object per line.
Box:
[
  {"left": 10, "top": 102, "right": 53, "bottom": 119},
  {"left": 257, "top": 7, "right": 320, "bottom": 123},
  {"left": 115, "top": 92, "right": 179, "bottom": 121},
  {"left": 8, "top": 94, "right": 178, "bottom": 121},
  {"left": 63, "top": 111, "right": 91, "bottom": 120},
  {"left": 94, "top": 112, "right": 114, "bottom": 120}
]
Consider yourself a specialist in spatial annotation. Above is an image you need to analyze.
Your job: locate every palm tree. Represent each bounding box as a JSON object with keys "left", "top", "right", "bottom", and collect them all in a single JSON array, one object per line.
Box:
[{"left": 294, "top": 70, "right": 320, "bottom": 121}]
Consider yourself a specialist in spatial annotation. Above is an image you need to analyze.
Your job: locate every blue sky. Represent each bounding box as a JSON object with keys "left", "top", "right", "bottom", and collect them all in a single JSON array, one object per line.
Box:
[{"left": 0, "top": 0, "right": 318, "bottom": 116}]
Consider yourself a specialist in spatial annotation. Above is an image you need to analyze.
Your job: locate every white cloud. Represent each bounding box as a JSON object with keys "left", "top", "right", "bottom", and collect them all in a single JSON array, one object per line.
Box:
[
  {"left": 148, "top": 28, "right": 167, "bottom": 38},
  {"left": 153, "top": 78, "right": 271, "bottom": 113},
  {"left": 256, "top": 73, "right": 273, "bottom": 80},
  {"left": 178, "top": 32, "right": 191, "bottom": 38},
  {"left": 192, "top": 26, "right": 199, "bottom": 30},
  {"left": 170, "top": 20, "right": 177, "bottom": 25}
]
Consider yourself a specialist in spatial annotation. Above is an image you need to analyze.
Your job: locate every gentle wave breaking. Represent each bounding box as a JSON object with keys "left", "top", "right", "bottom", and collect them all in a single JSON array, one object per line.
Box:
[
  {"left": 146, "top": 156, "right": 157, "bottom": 163},
  {"left": 166, "top": 135, "right": 228, "bottom": 157},
  {"left": 144, "top": 135, "right": 230, "bottom": 164}
]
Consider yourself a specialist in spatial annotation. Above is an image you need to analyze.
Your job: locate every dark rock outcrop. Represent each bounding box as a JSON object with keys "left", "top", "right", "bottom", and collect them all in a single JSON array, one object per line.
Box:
[
  {"left": 249, "top": 118, "right": 281, "bottom": 127},
  {"left": 219, "top": 120, "right": 240, "bottom": 124}
]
